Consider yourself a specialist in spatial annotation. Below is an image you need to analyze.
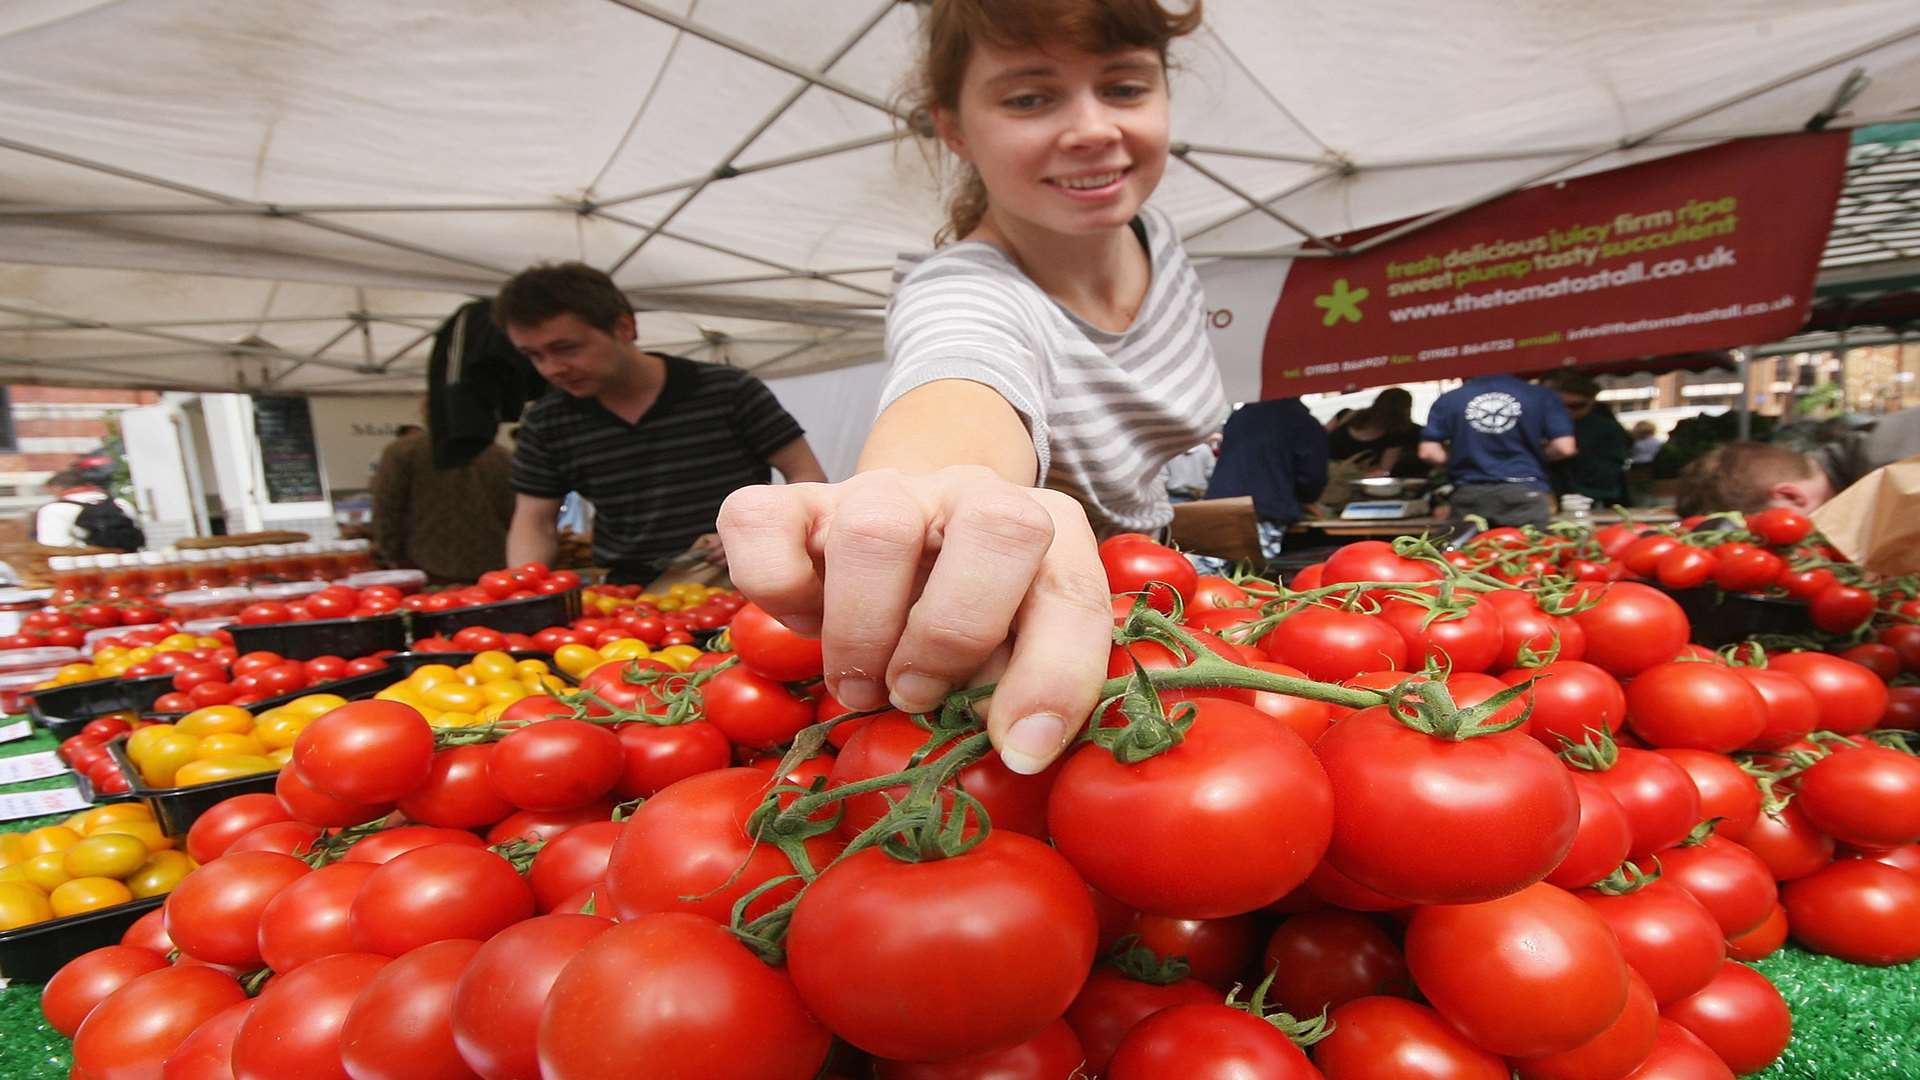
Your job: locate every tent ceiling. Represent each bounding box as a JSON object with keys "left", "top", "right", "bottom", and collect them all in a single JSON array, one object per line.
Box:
[{"left": 2, "top": 1, "right": 1920, "bottom": 394}]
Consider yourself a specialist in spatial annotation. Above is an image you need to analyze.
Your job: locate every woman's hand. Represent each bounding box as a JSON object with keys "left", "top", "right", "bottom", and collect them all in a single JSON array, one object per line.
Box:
[{"left": 717, "top": 465, "right": 1114, "bottom": 775}]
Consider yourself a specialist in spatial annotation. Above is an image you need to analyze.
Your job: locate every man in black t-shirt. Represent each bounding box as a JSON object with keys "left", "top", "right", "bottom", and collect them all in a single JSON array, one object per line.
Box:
[{"left": 496, "top": 263, "right": 828, "bottom": 583}]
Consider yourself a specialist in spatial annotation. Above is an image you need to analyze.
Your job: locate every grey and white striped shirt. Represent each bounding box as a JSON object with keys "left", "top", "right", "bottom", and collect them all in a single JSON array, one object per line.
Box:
[{"left": 879, "top": 206, "right": 1230, "bottom": 535}]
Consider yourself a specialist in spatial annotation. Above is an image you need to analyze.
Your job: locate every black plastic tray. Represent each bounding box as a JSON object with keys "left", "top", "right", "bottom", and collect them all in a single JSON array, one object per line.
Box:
[
  {"left": 409, "top": 589, "right": 583, "bottom": 638},
  {"left": 30, "top": 674, "right": 175, "bottom": 739},
  {"left": 228, "top": 611, "right": 409, "bottom": 661},
  {"left": 0, "top": 895, "right": 163, "bottom": 983},
  {"left": 71, "top": 767, "right": 136, "bottom": 806},
  {"left": 107, "top": 738, "right": 280, "bottom": 838},
  {"left": 1659, "top": 585, "right": 1809, "bottom": 648}
]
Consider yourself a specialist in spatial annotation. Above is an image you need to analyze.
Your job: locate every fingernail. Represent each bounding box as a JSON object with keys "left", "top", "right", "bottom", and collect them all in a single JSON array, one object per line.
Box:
[
  {"left": 889, "top": 673, "right": 949, "bottom": 715},
  {"left": 835, "top": 677, "right": 884, "bottom": 711},
  {"left": 1000, "top": 713, "right": 1065, "bottom": 775}
]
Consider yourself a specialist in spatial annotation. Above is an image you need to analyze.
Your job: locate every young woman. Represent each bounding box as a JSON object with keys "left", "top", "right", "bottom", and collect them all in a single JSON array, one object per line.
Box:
[{"left": 718, "top": 0, "right": 1221, "bottom": 776}]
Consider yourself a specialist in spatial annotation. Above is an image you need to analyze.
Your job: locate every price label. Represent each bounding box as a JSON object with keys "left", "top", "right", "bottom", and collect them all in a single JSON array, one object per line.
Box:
[
  {"left": 0, "top": 751, "right": 68, "bottom": 785},
  {"left": 0, "top": 786, "right": 89, "bottom": 822},
  {"left": 0, "top": 720, "right": 30, "bottom": 743}
]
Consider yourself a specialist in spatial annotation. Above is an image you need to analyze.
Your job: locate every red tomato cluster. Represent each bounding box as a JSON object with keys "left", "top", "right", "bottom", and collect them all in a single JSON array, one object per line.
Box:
[
  {"left": 0, "top": 603, "right": 169, "bottom": 650},
  {"left": 383, "top": 563, "right": 582, "bottom": 619},
  {"left": 42, "top": 536, "right": 1920, "bottom": 1080},
  {"left": 145, "top": 649, "right": 394, "bottom": 713},
  {"left": 56, "top": 715, "right": 143, "bottom": 795},
  {"left": 411, "top": 589, "right": 743, "bottom": 655},
  {"left": 234, "top": 583, "right": 411, "bottom": 626}
]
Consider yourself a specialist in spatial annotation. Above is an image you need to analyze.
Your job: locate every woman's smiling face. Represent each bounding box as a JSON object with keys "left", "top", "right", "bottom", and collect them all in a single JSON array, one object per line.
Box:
[{"left": 938, "top": 41, "right": 1172, "bottom": 239}]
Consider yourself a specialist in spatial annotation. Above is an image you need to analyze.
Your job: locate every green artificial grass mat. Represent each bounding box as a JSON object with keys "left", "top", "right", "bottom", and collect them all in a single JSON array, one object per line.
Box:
[{"left": 0, "top": 723, "right": 1913, "bottom": 1078}]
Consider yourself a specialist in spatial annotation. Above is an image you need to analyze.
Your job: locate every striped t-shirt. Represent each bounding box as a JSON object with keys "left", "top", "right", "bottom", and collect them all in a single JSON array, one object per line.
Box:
[
  {"left": 879, "top": 206, "right": 1229, "bottom": 534},
  {"left": 512, "top": 354, "right": 805, "bottom": 575}
]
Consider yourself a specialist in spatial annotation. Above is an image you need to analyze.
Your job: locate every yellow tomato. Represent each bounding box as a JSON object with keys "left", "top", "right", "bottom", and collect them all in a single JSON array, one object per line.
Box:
[
  {"left": 125, "top": 851, "right": 195, "bottom": 898},
  {"left": 654, "top": 645, "right": 704, "bottom": 671},
  {"left": 177, "top": 705, "right": 255, "bottom": 736},
  {"left": 125, "top": 646, "right": 159, "bottom": 663},
  {"left": 600, "top": 638, "right": 651, "bottom": 661},
  {"left": 470, "top": 651, "right": 519, "bottom": 682},
  {"left": 195, "top": 732, "right": 265, "bottom": 760},
  {"left": 173, "top": 756, "right": 279, "bottom": 787},
  {"left": 62, "top": 834, "right": 150, "bottom": 880},
  {"left": 655, "top": 598, "right": 683, "bottom": 612},
  {"left": 422, "top": 682, "right": 488, "bottom": 713},
  {"left": 160, "top": 633, "right": 200, "bottom": 650},
  {"left": 0, "top": 833, "right": 28, "bottom": 869},
  {"left": 22, "top": 826, "right": 83, "bottom": 856},
  {"left": 267, "top": 747, "right": 294, "bottom": 766},
  {"left": 430, "top": 711, "right": 480, "bottom": 729},
  {"left": 408, "top": 664, "right": 462, "bottom": 691},
  {"left": 515, "top": 658, "right": 551, "bottom": 678},
  {"left": 553, "top": 644, "right": 603, "bottom": 679},
  {"left": 0, "top": 882, "right": 52, "bottom": 929},
  {"left": 253, "top": 712, "right": 310, "bottom": 751},
  {"left": 668, "top": 582, "right": 706, "bottom": 598},
  {"left": 22, "top": 851, "right": 71, "bottom": 892},
  {"left": 134, "top": 731, "right": 202, "bottom": 787},
  {"left": 126, "top": 723, "right": 175, "bottom": 760},
  {"left": 95, "top": 660, "right": 131, "bottom": 678},
  {"left": 537, "top": 674, "right": 570, "bottom": 695},
  {"left": 49, "top": 877, "right": 133, "bottom": 917},
  {"left": 57, "top": 663, "right": 98, "bottom": 681},
  {"left": 193, "top": 636, "right": 223, "bottom": 648},
  {"left": 73, "top": 803, "right": 154, "bottom": 836},
  {"left": 374, "top": 684, "right": 426, "bottom": 709},
  {"left": 286, "top": 693, "right": 348, "bottom": 719},
  {"left": 90, "top": 820, "right": 173, "bottom": 852},
  {"left": 476, "top": 702, "right": 508, "bottom": 725},
  {"left": 94, "top": 645, "right": 128, "bottom": 662},
  {"left": 479, "top": 680, "right": 528, "bottom": 706},
  {"left": 0, "top": 864, "right": 30, "bottom": 885}
]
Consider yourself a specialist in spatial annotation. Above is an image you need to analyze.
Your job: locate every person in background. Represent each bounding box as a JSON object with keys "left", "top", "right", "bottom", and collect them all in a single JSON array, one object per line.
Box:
[
  {"left": 1544, "top": 373, "right": 1630, "bottom": 507},
  {"left": 1675, "top": 407, "right": 1920, "bottom": 515},
  {"left": 370, "top": 427, "right": 514, "bottom": 582},
  {"left": 1327, "top": 387, "right": 1422, "bottom": 477},
  {"left": 1161, "top": 434, "right": 1219, "bottom": 503},
  {"left": 1204, "top": 398, "right": 1329, "bottom": 558},
  {"left": 496, "top": 262, "right": 828, "bottom": 583},
  {"left": 715, "top": 0, "right": 1228, "bottom": 776},
  {"left": 33, "top": 468, "right": 142, "bottom": 551},
  {"left": 1418, "top": 374, "right": 1575, "bottom": 527},
  {"left": 1629, "top": 420, "right": 1663, "bottom": 466},
  {"left": 1325, "top": 407, "right": 1353, "bottom": 431}
]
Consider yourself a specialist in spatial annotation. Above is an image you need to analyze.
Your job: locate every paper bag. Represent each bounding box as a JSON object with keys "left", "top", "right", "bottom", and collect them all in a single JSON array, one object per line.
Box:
[
  {"left": 1811, "top": 454, "right": 1920, "bottom": 576},
  {"left": 1169, "top": 497, "right": 1261, "bottom": 562}
]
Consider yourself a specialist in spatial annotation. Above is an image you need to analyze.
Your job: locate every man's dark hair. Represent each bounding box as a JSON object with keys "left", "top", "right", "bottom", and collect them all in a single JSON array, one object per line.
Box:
[{"left": 493, "top": 262, "right": 633, "bottom": 333}]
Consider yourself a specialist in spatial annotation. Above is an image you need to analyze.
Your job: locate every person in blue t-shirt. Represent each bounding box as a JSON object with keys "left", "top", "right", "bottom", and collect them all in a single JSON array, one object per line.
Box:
[
  {"left": 1417, "top": 374, "right": 1576, "bottom": 527},
  {"left": 1205, "top": 397, "right": 1329, "bottom": 557}
]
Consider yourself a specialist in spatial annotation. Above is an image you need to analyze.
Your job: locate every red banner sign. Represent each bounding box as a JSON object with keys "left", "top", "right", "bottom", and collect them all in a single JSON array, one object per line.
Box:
[{"left": 1257, "top": 133, "right": 1849, "bottom": 397}]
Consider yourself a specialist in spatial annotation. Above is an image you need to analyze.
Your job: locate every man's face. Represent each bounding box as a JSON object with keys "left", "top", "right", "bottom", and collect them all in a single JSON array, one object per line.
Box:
[{"left": 506, "top": 312, "right": 633, "bottom": 398}]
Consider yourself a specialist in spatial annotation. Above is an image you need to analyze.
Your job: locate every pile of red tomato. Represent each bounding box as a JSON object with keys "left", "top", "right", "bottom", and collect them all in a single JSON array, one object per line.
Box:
[
  {"left": 145, "top": 649, "right": 394, "bottom": 714},
  {"left": 38, "top": 531, "right": 1920, "bottom": 1080},
  {"left": 0, "top": 603, "right": 168, "bottom": 650}
]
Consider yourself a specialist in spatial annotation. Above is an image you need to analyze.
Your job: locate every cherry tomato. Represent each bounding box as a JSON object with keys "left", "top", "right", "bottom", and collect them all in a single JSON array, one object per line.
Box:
[
  {"left": 1796, "top": 744, "right": 1920, "bottom": 850},
  {"left": 1100, "top": 539, "right": 1199, "bottom": 613},
  {"left": 528, "top": 820, "right": 623, "bottom": 913},
  {"left": 257, "top": 861, "right": 381, "bottom": 974},
  {"left": 487, "top": 719, "right": 623, "bottom": 811},
  {"left": 338, "top": 938, "right": 485, "bottom": 1080},
  {"left": 41, "top": 945, "right": 170, "bottom": 1038},
  {"left": 1588, "top": 747, "right": 1702, "bottom": 861},
  {"left": 342, "top": 824, "right": 486, "bottom": 865},
  {"left": 165, "top": 850, "right": 311, "bottom": 967},
  {"left": 292, "top": 699, "right": 436, "bottom": 804},
  {"left": 1659, "top": 832, "right": 1778, "bottom": 938},
  {"left": 1510, "top": 969, "right": 1659, "bottom": 1080},
  {"left": 1654, "top": 546, "right": 1716, "bottom": 590},
  {"left": 1654, "top": 749, "right": 1760, "bottom": 842},
  {"left": 1547, "top": 772, "right": 1635, "bottom": 890},
  {"left": 1624, "top": 662, "right": 1766, "bottom": 753},
  {"left": 350, "top": 845, "right": 534, "bottom": 957},
  {"left": 1260, "top": 910, "right": 1410, "bottom": 1019},
  {"left": 159, "top": 998, "right": 252, "bottom": 1080},
  {"left": 729, "top": 602, "right": 825, "bottom": 682},
  {"left": 1579, "top": 880, "right": 1725, "bottom": 1007},
  {"left": 873, "top": 1018, "right": 1085, "bottom": 1080},
  {"left": 72, "top": 965, "right": 247, "bottom": 1080},
  {"left": 398, "top": 745, "right": 517, "bottom": 829},
  {"left": 1317, "top": 996, "right": 1508, "bottom": 1080},
  {"left": 1766, "top": 652, "right": 1888, "bottom": 734},
  {"left": 1726, "top": 902, "right": 1790, "bottom": 962},
  {"left": 185, "top": 792, "right": 291, "bottom": 865},
  {"left": 1261, "top": 606, "right": 1408, "bottom": 681},
  {"left": 1780, "top": 857, "right": 1920, "bottom": 965},
  {"left": 612, "top": 720, "right": 734, "bottom": 800},
  {"left": 1063, "top": 969, "right": 1217, "bottom": 1076},
  {"left": 1107, "top": 1003, "right": 1321, "bottom": 1079},
  {"left": 1569, "top": 583, "right": 1691, "bottom": 678},
  {"left": 1661, "top": 959, "right": 1791, "bottom": 1075},
  {"left": 1810, "top": 583, "right": 1878, "bottom": 634},
  {"left": 231, "top": 952, "right": 390, "bottom": 1080},
  {"left": 1745, "top": 507, "right": 1812, "bottom": 546}
]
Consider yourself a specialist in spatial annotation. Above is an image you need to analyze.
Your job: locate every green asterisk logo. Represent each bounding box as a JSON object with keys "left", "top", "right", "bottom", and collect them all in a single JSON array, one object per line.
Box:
[{"left": 1314, "top": 277, "right": 1369, "bottom": 326}]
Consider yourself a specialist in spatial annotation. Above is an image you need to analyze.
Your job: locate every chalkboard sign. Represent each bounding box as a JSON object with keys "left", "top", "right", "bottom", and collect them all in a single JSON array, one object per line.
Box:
[{"left": 251, "top": 397, "right": 327, "bottom": 504}]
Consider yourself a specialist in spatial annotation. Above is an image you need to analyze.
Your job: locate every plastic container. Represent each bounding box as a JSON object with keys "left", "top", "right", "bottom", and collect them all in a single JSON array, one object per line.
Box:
[
  {"left": 228, "top": 612, "right": 408, "bottom": 662},
  {"left": 341, "top": 569, "right": 428, "bottom": 595},
  {"left": 181, "top": 617, "right": 235, "bottom": 637},
  {"left": 72, "top": 763, "right": 137, "bottom": 805},
  {"left": 30, "top": 673, "right": 174, "bottom": 739},
  {"left": 0, "top": 587, "right": 54, "bottom": 636},
  {"left": 162, "top": 587, "right": 253, "bottom": 620},
  {"left": 107, "top": 739, "right": 280, "bottom": 838},
  {"left": 410, "top": 589, "right": 584, "bottom": 639},
  {"left": 0, "top": 647, "right": 84, "bottom": 676},
  {"left": 249, "top": 580, "right": 328, "bottom": 603},
  {"left": 0, "top": 670, "right": 59, "bottom": 716},
  {"left": 0, "top": 896, "right": 164, "bottom": 983},
  {"left": 1661, "top": 586, "right": 1808, "bottom": 648}
]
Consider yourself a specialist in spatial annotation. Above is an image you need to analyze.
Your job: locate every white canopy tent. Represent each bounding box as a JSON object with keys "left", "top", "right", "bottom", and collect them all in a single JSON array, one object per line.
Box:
[{"left": 3, "top": 0, "right": 1920, "bottom": 410}]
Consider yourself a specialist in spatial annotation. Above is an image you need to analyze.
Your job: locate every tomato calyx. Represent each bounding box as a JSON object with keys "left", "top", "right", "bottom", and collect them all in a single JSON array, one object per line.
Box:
[
  {"left": 1106, "top": 934, "right": 1194, "bottom": 986},
  {"left": 1224, "top": 968, "right": 1334, "bottom": 1047},
  {"left": 1509, "top": 631, "right": 1566, "bottom": 670},
  {"left": 297, "top": 812, "right": 401, "bottom": 868},
  {"left": 1676, "top": 819, "right": 1723, "bottom": 848},
  {"left": 1556, "top": 727, "right": 1622, "bottom": 772},
  {"left": 487, "top": 836, "right": 546, "bottom": 873},
  {"left": 239, "top": 966, "right": 273, "bottom": 997},
  {"left": 1588, "top": 858, "right": 1662, "bottom": 896}
]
